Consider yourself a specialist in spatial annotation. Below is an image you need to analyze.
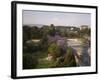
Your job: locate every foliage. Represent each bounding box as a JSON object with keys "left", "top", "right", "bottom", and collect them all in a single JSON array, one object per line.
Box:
[
  {"left": 48, "top": 24, "right": 56, "bottom": 36},
  {"left": 48, "top": 43, "right": 61, "bottom": 60},
  {"left": 23, "top": 25, "right": 32, "bottom": 45},
  {"left": 31, "top": 26, "right": 43, "bottom": 39},
  {"left": 23, "top": 24, "right": 89, "bottom": 69},
  {"left": 23, "top": 54, "right": 38, "bottom": 69},
  {"left": 37, "top": 59, "right": 56, "bottom": 68},
  {"left": 23, "top": 25, "right": 43, "bottom": 45},
  {"left": 79, "top": 28, "right": 91, "bottom": 37},
  {"left": 63, "top": 47, "right": 76, "bottom": 67},
  {"left": 55, "top": 47, "right": 76, "bottom": 67},
  {"left": 23, "top": 41, "right": 42, "bottom": 53},
  {"left": 40, "top": 34, "right": 49, "bottom": 51}
]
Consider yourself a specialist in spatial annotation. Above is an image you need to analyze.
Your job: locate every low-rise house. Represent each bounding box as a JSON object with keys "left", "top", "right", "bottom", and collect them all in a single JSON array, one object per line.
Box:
[
  {"left": 55, "top": 26, "right": 80, "bottom": 33},
  {"left": 80, "top": 25, "right": 89, "bottom": 30}
]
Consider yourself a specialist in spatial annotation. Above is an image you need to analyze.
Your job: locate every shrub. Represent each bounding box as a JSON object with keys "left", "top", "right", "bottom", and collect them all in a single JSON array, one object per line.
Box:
[
  {"left": 63, "top": 47, "right": 76, "bottom": 67},
  {"left": 23, "top": 41, "right": 41, "bottom": 53},
  {"left": 48, "top": 43, "right": 61, "bottom": 60},
  {"left": 23, "top": 54, "right": 38, "bottom": 69},
  {"left": 54, "top": 56, "right": 65, "bottom": 67},
  {"left": 40, "top": 34, "right": 49, "bottom": 51},
  {"left": 55, "top": 47, "right": 77, "bottom": 67}
]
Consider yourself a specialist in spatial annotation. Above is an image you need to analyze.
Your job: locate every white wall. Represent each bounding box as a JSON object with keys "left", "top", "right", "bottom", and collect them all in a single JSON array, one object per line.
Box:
[{"left": 0, "top": 0, "right": 99, "bottom": 80}]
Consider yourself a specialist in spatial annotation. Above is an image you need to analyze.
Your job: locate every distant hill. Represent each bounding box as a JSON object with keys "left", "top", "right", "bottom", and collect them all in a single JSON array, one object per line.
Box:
[
  {"left": 23, "top": 24, "right": 45, "bottom": 28},
  {"left": 23, "top": 24, "right": 90, "bottom": 29}
]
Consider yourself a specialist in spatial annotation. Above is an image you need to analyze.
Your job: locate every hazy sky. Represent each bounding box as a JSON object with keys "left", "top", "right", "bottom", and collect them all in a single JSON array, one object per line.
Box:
[{"left": 23, "top": 10, "right": 91, "bottom": 27}]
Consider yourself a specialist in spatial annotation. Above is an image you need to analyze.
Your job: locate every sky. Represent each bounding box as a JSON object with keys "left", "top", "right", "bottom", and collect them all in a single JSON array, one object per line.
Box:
[{"left": 23, "top": 10, "right": 91, "bottom": 27}]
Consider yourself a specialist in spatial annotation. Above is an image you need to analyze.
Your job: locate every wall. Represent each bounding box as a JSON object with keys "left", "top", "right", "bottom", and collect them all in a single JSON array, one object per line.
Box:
[{"left": 0, "top": 0, "right": 99, "bottom": 80}]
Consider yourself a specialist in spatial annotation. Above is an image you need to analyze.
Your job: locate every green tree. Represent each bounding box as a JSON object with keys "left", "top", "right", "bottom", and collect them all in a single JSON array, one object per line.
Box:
[
  {"left": 31, "top": 26, "right": 42, "bottom": 39},
  {"left": 23, "top": 25, "right": 32, "bottom": 45},
  {"left": 48, "top": 24, "right": 56, "bottom": 36}
]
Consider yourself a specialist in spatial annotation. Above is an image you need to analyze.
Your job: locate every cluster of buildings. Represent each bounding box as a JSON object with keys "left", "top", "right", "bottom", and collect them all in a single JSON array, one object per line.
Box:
[
  {"left": 55, "top": 25, "right": 90, "bottom": 33},
  {"left": 41, "top": 24, "right": 90, "bottom": 34}
]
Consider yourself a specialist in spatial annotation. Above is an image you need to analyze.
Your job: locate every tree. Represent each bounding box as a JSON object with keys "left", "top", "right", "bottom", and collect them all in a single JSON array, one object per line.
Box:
[
  {"left": 50, "top": 24, "right": 54, "bottom": 27},
  {"left": 79, "top": 28, "right": 91, "bottom": 37},
  {"left": 23, "top": 25, "right": 32, "bottom": 45},
  {"left": 40, "top": 34, "right": 49, "bottom": 51},
  {"left": 31, "top": 26, "right": 42, "bottom": 39},
  {"left": 48, "top": 24, "right": 56, "bottom": 36}
]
